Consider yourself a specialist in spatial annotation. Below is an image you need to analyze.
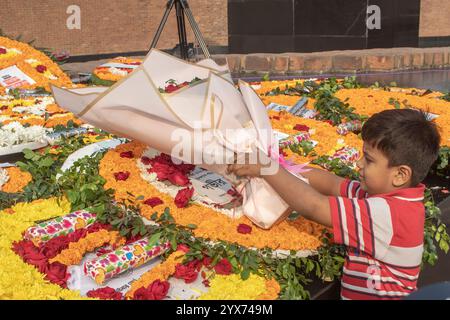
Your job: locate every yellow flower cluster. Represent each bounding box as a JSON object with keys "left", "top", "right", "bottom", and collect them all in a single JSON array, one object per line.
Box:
[
  {"left": 198, "top": 273, "right": 280, "bottom": 300},
  {"left": 1, "top": 167, "right": 32, "bottom": 193},
  {"left": 0, "top": 197, "right": 86, "bottom": 299},
  {"left": 49, "top": 230, "right": 124, "bottom": 266},
  {"left": 99, "top": 141, "right": 325, "bottom": 252},
  {"left": 125, "top": 250, "right": 185, "bottom": 299},
  {"left": 0, "top": 37, "right": 73, "bottom": 92}
]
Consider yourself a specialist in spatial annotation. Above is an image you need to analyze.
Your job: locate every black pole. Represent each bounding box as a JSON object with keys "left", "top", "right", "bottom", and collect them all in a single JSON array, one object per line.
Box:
[{"left": 175, "top": 0, "right": 189, "bottom": 59}]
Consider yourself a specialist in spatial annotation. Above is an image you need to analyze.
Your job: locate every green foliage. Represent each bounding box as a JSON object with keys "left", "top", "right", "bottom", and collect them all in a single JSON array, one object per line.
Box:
[
  {"left": 440, "top": 92, "right": 450, "bottom": 102},
  {"left": 431, "top": 146, "right": 450, "bottom": 177},
  {"left": 423, "top": 189, "right": 450, "bottom": 267},
  {"left": 312, "top": 156, "right": 360, "bottom": 180},
  {"left": 288, "top": 140, "right": 316, "bottom": 157}
]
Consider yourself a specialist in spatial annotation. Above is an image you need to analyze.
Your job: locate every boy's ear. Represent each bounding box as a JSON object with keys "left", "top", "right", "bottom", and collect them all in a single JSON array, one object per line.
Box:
[{"left": 393, "top": 165, "right": 412, "bottom": 187}]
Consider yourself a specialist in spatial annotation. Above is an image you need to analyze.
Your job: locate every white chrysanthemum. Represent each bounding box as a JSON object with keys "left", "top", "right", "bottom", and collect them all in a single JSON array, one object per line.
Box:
[
  {"left": 109, "top": 67, "right": 128, "bottom": 77},
  {"left": 0, "top": 168, "right": 9, "bottom": 191},
  {"left": 0, "top": 122, "right": 49, "bottom": 148}
]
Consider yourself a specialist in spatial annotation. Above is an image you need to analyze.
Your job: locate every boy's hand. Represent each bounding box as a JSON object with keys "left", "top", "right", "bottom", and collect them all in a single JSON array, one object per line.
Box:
[
  {"left": 227, "top": 163, "right": 262, "bottom": 177},
  {"left": 226, "top": 149, "right": 274, "bottom": 178}
]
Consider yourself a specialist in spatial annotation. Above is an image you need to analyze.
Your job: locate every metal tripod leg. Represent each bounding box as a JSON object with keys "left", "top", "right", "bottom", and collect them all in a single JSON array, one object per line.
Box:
[
  {"left": 178, "top": 0, "right": 211, "bottom": 59},
  {"left": 150, "top": 0, "right": 175, "bottom": 50},
  {"left": 175, "top": 0, "right": 189, "bottom": 59}
]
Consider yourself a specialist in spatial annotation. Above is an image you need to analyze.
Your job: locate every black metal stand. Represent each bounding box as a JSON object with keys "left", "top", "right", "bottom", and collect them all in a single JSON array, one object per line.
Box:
[{"left": 150, "top": 0, "right": 211, "bottom": 60}]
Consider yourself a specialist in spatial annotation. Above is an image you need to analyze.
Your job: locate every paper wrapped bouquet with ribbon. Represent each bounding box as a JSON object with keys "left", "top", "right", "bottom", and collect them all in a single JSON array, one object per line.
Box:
[{"left": 51, "top": 49, "right": 300, "bottom": 229}]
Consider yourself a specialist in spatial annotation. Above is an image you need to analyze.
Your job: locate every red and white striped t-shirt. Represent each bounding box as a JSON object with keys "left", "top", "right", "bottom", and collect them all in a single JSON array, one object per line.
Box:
[{"left": 329, "top": 179, "right": 426, "bottom": 300}]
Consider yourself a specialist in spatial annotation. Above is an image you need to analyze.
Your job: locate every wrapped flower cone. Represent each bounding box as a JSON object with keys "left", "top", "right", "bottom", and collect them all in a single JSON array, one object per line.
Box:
[{"left": 51, "top": 49, "right": 292, "bottom": 229}]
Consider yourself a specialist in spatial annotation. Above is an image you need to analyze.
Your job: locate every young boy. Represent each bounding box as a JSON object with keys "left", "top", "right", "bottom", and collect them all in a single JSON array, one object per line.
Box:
[{"left": 227, "top": 109, "right": 441, "bottom": 300}]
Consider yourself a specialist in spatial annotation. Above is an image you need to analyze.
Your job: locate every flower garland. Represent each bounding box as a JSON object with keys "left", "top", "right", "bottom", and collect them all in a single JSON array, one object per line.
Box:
[
  {"left": 49, "top": 229, "right": 124, "bottom": 266},
  {"left": 0, "top": 37, "right": 73, "bottom": 91},
  {"left": 0, "top": 167, "right": 32, "bottom": 193},
  {"left": 0, "top": 197, "right": 85, "bottom": 299},
  {"left": 99, "top": 141, "right": 324, "bottom": 252}
]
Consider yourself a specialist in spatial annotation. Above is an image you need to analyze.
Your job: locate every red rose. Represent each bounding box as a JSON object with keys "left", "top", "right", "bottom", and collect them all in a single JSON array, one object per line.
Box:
[
  {"left": 150, "top": 162, "right": 175, "bottom": 180},
  {"left": 165, "top": 84, "right": 179, "bottom": 93},
  {"left": 36, "top": 65, "right": 47, "bottom": 73},
  {"left": 143, "top": 197, "right": 164, "bottom": 207},
  {"left": 174, "top": 188, "right": 194, "bottom": 208},
  {"left": 202, "top": 256, "right": 213, "bottom": 268},
  {"left": 134, "top": 280, "right": 170, "bottom": 300},
  {"left": 141, "top": 156, "right": 152, "bottom": 165},
  {"left": 177, "top": 244, "right": 190, "bottom": 253},
  {"left": 120, "top": 151, "right": 134, "bottom": 158},
  {"left": 176, "top": 163, "right": 195, "bottom": 175},
  {"left": 114, "top": 171, "right": 130, "bottom": 181},
  {"left": 87, "top": 287, "right": 123, "bottom": 300},
  {"left": 174, "top": 263, "right": 198, "bottom": 284},
  {"left": 45, "top": 262, "right": 69, "bottom": 287},
  {"left": 237, "top": 223, "right": 252, "bottom": 234},
  {"left": 214, "top": 258, "right": 233, "bottom": 275},
  {"left": 186, "top": 259, "right": 202, "bottom": 272},
  {"left": 0, "top": 48, "right": 7, "bottom": 54},
  {"left": 148, "top": 279, "right": 170, "bottom": 300},
  {"left": 168, "top": 171, "right": 190, "bottom": 186},
  {"left": 293, "top": 124, "right": 310, "bottom": 132}
]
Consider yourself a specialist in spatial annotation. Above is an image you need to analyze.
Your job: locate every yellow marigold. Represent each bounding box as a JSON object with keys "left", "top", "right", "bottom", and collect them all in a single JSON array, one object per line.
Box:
[
  {"left": 1, "top": 167, "right": 32, "bottom": 193},
  {"left": 125, "top": 250, "right": 185, "bottom": 299}
]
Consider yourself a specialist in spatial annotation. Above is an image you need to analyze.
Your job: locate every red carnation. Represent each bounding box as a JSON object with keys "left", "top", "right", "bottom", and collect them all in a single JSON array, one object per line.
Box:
[
  {"left": 237, "top": 223, "right": 252, "bottom": 234},
  {"left": 120, "top": 151, "right": 134, "bottom": 158},
  {"left": 45, "top": 262, "right": 69, "bottom": 287},
  {"left": 214, "top": 258, "right": 233, "bottom": 275},
  {"left": 87, "top": 287, "right": 123, "bottom": 300},
  {"left": 114, "top": 171, "right": 130, "bottom": 181},
  {"left": 143, "top": 197, "right": 163, "bottom": 207},
  {"left": 174, "top": 187, "right": 194, "bottom": 208},
  {"left": 293, "top": 124, "right": 310, "bottom": 132},
  {"left": 36, "top": 65, "right": 47, "bottom": 73},
  {"left": 174, "top": 263, "right": 198, "bottom": 284}
]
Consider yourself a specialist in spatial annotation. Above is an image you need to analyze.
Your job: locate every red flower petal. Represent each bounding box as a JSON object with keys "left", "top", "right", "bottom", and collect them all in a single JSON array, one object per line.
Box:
[
  {"left": 114, "top": 171, "right": 130, "bottom": 181},
  {"left": 120, "top": 151, "right": 134, "bottom": 158},
  {"left": 143, "top": 197, "right": 163, "bottom": 208},
  {"left": 237, "top": 223, "right": 252, "bottom": 234},
  {"left": 293, "top": 124, "right": 310, "bottom": 132}
]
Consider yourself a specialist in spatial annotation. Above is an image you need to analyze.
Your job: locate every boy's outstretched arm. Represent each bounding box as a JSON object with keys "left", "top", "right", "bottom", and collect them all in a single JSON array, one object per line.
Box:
[
  {"left": 264, "top": 166, "right": 332, "bottom": 227},
  {"left": 300, "top": 166, "right": 345, "bottom": 197},
  {"left": 228, "top": 162, "right": 333, "bottom": 227}
]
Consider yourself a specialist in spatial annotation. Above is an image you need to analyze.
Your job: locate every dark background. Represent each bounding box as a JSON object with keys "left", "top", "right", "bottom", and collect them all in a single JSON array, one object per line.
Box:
[{"left": 228, "top": 0, "right": 421, "bottom": 53}]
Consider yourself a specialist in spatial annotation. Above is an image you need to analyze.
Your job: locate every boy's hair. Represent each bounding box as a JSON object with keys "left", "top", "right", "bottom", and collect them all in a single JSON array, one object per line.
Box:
[{"left": 361, "top": 109, "right": 441, "bottom": 186}]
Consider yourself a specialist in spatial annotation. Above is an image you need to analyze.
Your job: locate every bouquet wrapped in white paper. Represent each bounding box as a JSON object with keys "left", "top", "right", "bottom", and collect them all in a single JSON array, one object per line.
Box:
[{"left": 51, "top": 49, "right": 293, "bottom": 229}]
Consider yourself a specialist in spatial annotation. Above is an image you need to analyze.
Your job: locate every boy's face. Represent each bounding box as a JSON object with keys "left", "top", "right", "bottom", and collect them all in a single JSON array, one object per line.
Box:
[{"left": 356, "top": 142, "right": 411, "bottom": 195}]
